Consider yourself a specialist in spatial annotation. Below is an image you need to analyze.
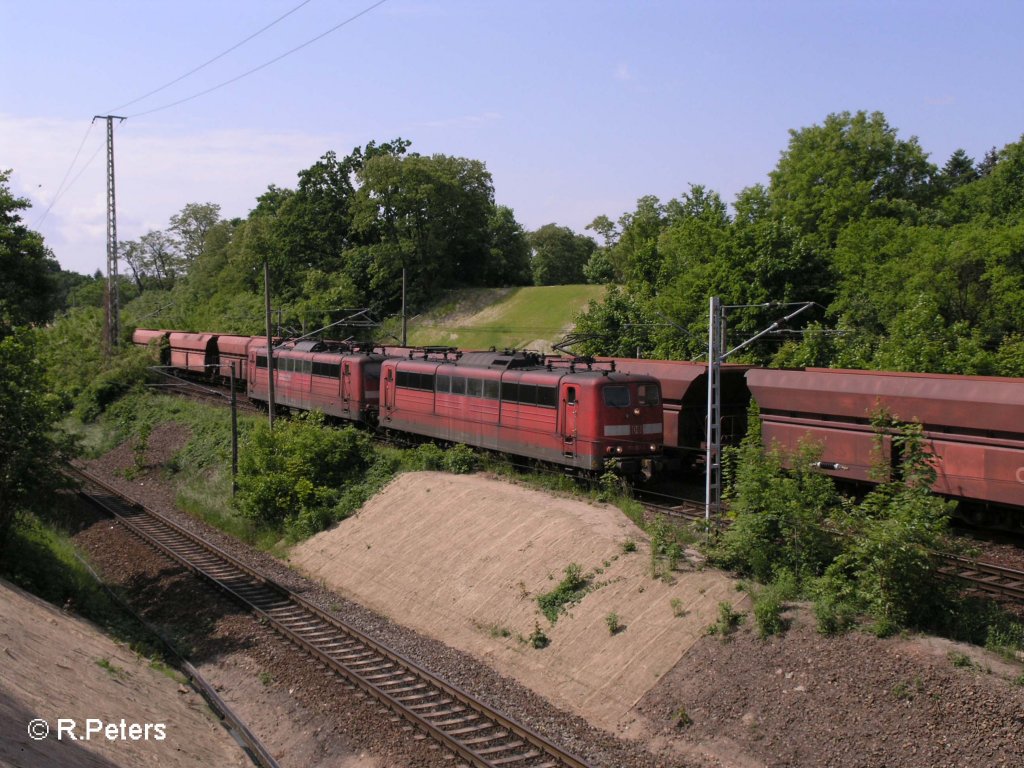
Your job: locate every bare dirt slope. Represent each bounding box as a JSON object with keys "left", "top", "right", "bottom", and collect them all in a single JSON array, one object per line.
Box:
[
  {"left": 289, "top": 471, "right": 745, "bottom": 733},
  {"left": 0, "top": 578, "right": 249, "bottom": 768}
]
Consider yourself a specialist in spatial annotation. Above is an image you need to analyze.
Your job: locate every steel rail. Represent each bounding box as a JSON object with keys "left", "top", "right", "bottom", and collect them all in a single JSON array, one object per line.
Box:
[
  {"left": 936, "top": 554, "right": 1024, "bottom": 601},
  {"left": 635, "top": 497, "right": 1024, "bottom": 604},
  {"left": 68, "top": 465, "right": 590, "bottom": 768}
]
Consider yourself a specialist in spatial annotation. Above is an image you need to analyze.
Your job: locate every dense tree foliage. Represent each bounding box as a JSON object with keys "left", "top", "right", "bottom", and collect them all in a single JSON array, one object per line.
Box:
[
  {"left": 116, "top": 140, "right": 534, "bottom": 336},
  {"left": 0, "top": 331, "right": 73, "bottom": 548},
  {"left": 574, "top": 111, "right": 1024, "bottom": 374},
  {"left": 0, "top": 170, "right": 60, "bottom": 335},
  {"left": 527, "top": 223, "right": 596, "bottom": 285}
]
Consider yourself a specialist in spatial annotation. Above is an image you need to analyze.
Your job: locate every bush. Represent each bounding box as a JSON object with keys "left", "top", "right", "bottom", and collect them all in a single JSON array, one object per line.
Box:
[
  {"left": 443, "top": 443, "right": 477, "bottom": 474},
  {"left": 713, "top": 408, "right": 842, "bottom": 583},
  {"left": 815, "top": 422, "right": 956, "bottom": 632},
  {"left": 409, "top": 442, "right": 446, "bottom": 470},
  {"left": 537, "top": 563, "right": 589, "bottom": 623},
  {"left": 752, "top": 570, "right": 798, "bottom": 638},
  {"left": 708, "top": 601, "right": 743, "bottom": 638},
  {"left": 605, "top": 611, "right": 622, "bottom": 634},
  {"left": 529, "top": 621, "right": 549, "bottom": 649},
  {"left": 234, "top": 413, "right": 373, "bottom": 530},
  {"left": 72, "top": 346, "right": 152, "bottom": 423}
]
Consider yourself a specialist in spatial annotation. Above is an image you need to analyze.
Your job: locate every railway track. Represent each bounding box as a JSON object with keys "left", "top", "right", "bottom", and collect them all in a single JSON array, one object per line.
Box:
[
  {"left": 70, "top": 466, "right": 590, "bottom": 768},
  {"left": 937, "top": 554, "right": 1024, "bottom": 601},
  {"left": 636, "top": 495, "right": 1024, "bottom": 604}
]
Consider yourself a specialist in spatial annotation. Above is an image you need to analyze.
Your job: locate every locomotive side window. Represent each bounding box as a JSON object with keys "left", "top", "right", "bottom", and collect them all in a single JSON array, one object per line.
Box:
[
  {"left": 638, "top": 384, "right": 660, "bottom": 405},
  {"left": 566, "top": 386, "right": 577, "bottom": 405},
  {"left": 483, "top": 380, "right": 500, "bottom": 400},
  {"left": 501, "top": 381, "right": 519, "bottom": 402},
  {"left": 436, "top": 374, "right": 451, "bottom": 393},
  {"left": 536, "top": 386, "right": 558, "bottom": 408},
  {"left": 312, "top": 361, "right": 341, "bottom": 378},
  {"left": 603, "top": 386, "right": 630, "bottom": 407},
  {"left": 467, "top": 378, "right": 483, "bottom": 398},
  {"left": 452, "top": 377, "right": 466, "bottom": 395},
  {"left": 396, "top": 370, "right": 435, "bottom": 391},
  {"left": 256, "top": 354, "right": 267, "bottom": 368}
]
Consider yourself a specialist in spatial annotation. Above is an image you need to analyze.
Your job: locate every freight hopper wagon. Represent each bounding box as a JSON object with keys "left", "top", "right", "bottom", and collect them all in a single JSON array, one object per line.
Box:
[
  {"left": 380, "top": 351, "right": 666, "bottom": 478},
  {"left": 747, "top": 368, "right": 1024, "bottom": 530}
]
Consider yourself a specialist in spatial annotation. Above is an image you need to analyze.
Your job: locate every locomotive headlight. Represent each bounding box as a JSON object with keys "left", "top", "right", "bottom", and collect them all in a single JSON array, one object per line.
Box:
[
  {"left": 633, "top": 407, "right": 641, "bottom": 416},
  {"left": 650, "top": 443, "right": 657, "bottom": 452},
  {"left": 615, "top": 446, "right": 624, "bottom": 454}
]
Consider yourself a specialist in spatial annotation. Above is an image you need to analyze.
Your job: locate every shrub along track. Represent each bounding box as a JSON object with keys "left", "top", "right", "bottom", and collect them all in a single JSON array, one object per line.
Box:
[
  {"left": 636, "top": 491, "right": 1024, "bottom": 604},
  {"left": 69, "top": 465, "right": 591, "bottom": 768}
]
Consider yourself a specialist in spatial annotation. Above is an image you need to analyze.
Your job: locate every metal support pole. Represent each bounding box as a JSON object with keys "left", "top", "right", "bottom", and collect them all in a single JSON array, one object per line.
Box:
[
  {"left": 264, "top": 259, "right": 276, "bottom": 430},
  {"left": 230, "top": 366, "right": 238, "bottom": 495},
  {"left": 94, "top": 115, "right": 125, "bottom": 352},
  {"left": 705, "top": 296, "right": 723, "bottom": 528},
  {"left": 401, "top": 267, "right": 408, "bottom": 346}
]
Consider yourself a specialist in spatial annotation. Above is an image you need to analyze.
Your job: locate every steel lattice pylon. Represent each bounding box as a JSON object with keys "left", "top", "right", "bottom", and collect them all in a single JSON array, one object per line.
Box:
[{"left": 95, "top": 115, "right": 125, "bottom": 351}]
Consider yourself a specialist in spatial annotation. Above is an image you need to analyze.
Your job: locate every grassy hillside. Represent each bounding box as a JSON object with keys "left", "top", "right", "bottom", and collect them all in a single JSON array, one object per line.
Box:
[{"left": 402, "top": 285, "right": 607, "bottom": 352}]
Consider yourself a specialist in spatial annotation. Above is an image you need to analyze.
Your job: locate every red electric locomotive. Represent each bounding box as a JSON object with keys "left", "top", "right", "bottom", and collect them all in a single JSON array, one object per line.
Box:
[
  {"left": 247, "top": 339, "right": 384, "bottom": 426},
  {"left": 379, "top": 350, "right": 665, "bottom": 477}
]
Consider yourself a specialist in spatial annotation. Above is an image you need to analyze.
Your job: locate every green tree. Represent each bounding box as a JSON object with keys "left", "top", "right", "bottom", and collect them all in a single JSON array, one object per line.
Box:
[
  {"left": 353, "top": 151, "right": 497, "bottom": 310},
  {"left": 484, "top": 205, "right": 532, "bottom": 286},
  {"left": 768, "top": 111, "right": 937, "bottom": 249},
  {"left": 1, "top": 170, "right": 59, "bottom": 335},
  {"left": 168, "top": 202, "right": 221, "bottom": 268},
  {"left": 528, "top": 223, "right": 596, "bottom": 285},
  {"left": 0, "top": 330, "right": 74, "bottom": 547}
]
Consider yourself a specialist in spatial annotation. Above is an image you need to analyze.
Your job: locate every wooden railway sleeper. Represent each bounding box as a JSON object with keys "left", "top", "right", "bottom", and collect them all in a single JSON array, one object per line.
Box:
[
  {"left": 490, "top": 751, "right": 542, "bottom": 765},
  {"left": 476, "top": 741, "right": 526, "bottom": 756},
  {"left": 432, "top": 713, "right": 482, "bottom": 728}
]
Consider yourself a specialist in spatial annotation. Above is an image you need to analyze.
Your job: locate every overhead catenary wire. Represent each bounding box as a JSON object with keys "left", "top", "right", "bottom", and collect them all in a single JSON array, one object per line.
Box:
[
  {"left": 106, "top": 0, "right": 317, "bottom": 113},
  {"left": 125, "top": 0, "right": 390, "bottom": 118},
  {"left": 35, "top": 1, "right": 387, "bottom": 232},
  {"left": 32, "top": 120, "right": 96, "bottom": 228}
]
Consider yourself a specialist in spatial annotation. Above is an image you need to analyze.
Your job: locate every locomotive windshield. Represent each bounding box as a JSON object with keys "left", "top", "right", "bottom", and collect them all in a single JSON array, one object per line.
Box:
[
  {"left": 602, "top": 386, "right": 631, "bottom": 407},
  {"left": 638, "top": 383, "right": 661, "bottom": 406}
]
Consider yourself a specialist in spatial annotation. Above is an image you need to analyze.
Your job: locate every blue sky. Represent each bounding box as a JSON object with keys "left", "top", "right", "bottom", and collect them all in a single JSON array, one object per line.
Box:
[{"left": 2, "top": 0, "right": 1023, "bottom": 275}]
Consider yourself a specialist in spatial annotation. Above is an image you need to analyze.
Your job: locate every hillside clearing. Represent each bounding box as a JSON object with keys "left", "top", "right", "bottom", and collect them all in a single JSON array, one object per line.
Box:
[{"left": 405, "top": 284, "right": 608, "bottom": 352}]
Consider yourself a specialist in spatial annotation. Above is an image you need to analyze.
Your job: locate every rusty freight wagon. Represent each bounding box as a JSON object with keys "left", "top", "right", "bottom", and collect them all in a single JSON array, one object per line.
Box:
[{"left": 747, "top": 367, "right": 1024, "bottom": 529}]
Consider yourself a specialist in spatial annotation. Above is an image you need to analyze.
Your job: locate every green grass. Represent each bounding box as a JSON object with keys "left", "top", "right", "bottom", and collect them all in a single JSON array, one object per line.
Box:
[
  {"left": 1, "top": 505, "right": 176, "bottom": 666},
  {"left": 405, "top": 285, "right": 608, "bottom": 351}
]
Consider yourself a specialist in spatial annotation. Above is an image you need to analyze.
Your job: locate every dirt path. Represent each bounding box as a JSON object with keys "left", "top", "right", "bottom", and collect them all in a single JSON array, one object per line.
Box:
[{"left": 289, "top": 471, "right": 745, "bottom": 733}]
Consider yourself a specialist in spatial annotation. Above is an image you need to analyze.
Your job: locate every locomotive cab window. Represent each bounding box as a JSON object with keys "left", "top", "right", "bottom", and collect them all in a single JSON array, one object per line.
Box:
[
  {"left": 602, "top": 386, "right": 630, "bottom": 408},
  {"left": 638, "top": 384, "right": 661, "bottom": 406}
]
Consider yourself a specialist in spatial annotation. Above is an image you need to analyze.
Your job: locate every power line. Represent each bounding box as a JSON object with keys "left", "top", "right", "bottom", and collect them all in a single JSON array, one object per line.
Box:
[
  {"left": 33, "top": 121, "right": 96, "bottom": 228},
  {"left": 126, "top": 0, "right": 390, "bottom": 118},
  {"left": 106, "top": 0, "right": 316, "bottom": 113}
]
